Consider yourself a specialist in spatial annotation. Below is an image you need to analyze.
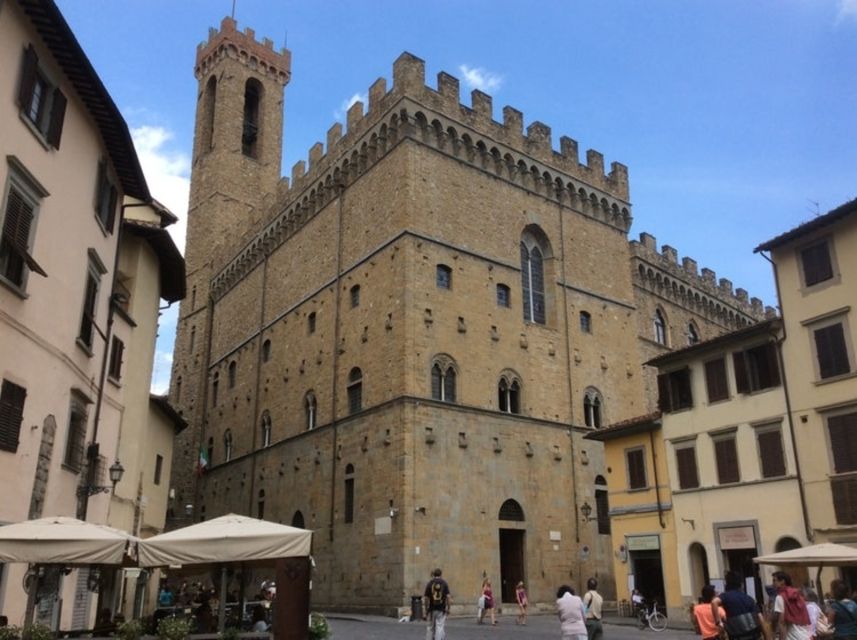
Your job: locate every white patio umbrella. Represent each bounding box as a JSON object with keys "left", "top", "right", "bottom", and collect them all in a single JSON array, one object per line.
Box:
[
  {"left": 137, "top": 513, "right": 311, "bottom": 568},
  {"left": 0, "top": 515, "right": 137, "bottom": 565},
  {"left": 754, "top": 542, "right": 857, "bottom": 588}
]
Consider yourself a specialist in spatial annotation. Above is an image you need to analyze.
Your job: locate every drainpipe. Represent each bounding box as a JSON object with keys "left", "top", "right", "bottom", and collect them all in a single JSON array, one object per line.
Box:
[
  {"left": 758, "top": 251, "right": 814, "bottom": 542},
  {"left": 649, "top": 428, "right": 665, "bottom": 529}
]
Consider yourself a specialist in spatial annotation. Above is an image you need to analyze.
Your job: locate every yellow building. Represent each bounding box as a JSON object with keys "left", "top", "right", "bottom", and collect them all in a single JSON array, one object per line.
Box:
[
  {"left": 755, "top": 199, "right": 857, "bottom": 588},
  {"left": 647, "top": 319, "right": 810, "bottom": 608},
  {"left": 585, "top": 413, "right": 682, "bottom": 619}
]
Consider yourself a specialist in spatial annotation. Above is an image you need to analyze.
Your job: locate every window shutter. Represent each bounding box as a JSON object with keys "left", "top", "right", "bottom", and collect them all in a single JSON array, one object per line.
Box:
[
  {"left": 105, "top": 184, "right": 118, "bottom": 233},
  {"left": 757, "top": 430, "right": 786, "bottom": 478},
  {"left": 675, "top": 368, "right": 693, "bottom": 409},
  {"left": 715, "top": 438, "right": 739, "bottom": 484},
  {"left": 733, "top": 351, "right": 749, "bottom": 393},
  {"left": 17, "top": 45, "right": 39, "bottom": 109},
  {"left": 675, "top": 447, "right": 699, "bottom": 489},
  {"left": 46, "top": 87, "right": 66, "bottom": 149},
  {"left": 595, "top": 489, "right": 611, "bottom": 534},
  {"left": 2, "top": 189, "right": 46, "bottom": 277},
  {"left": 831, "top": 476, "right": 857, "bottom": 525},
  {"left": 828, "top": 413, "right": 857, "bottom": 474},
  {"left": 815, "top": 324, "right": 850, "bottom": 379},
  {"left": 705, "top": 359, "right": 728, "bottom": 402},
  {"left": 764, "top": 343, "right": 781, "bottom": 387},
  {"left": 0, "top": 380, "right": 26, "bottom": 453},
  {"left": 802, "top": 242, "right": 833, "bottom": 286},
  {"left": 95, "top": 160, "right": 107, "bottom": 214},
  {"left": 657, "top": 373, "right": 672, "bottom": 412},
  {"left": 627, "top": 449, "right": 646, "bottom": 489}
]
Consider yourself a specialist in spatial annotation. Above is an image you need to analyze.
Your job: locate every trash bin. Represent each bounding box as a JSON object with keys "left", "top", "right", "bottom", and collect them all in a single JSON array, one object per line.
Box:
[{"left": 411, "top": 595, "right": 423, "bottom": 621}]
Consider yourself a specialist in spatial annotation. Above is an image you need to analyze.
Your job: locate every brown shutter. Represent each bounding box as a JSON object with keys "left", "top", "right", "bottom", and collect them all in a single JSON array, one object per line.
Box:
[
  {"left": 46, "top": 87, "right": 66, "bottom": 149},
  {"left": 765, "top": 343, "right": 781, "bottom": 387},
  {"left": 17, "top": 45, "right": 38, "bottom": 109},
  {"left": 705, "top": 358, "right": 729, "bottom": 402},
  {"left": 657, "top": 373, "right": 672, "bottom": 412},
  {"left": 0, "top": 380, "right": 26, "bottom": 453},
  {"left": 815, "top": 324, "right": 850, "bottom": 379},
  {"left": 2, "top": 189, "right": 46, "bottom": 277},
  {"left": 828, "top": 413, "right": 857, "bottom": 474},
  {"left": 675, "top": 447, "right": 699, "bottom": 489},
  {"left": 831, "top": 476, "right": 857, "bottom": 525},
  {"left": 627, "top": 449, "right": 646, "bottom": 489},
  {"left": 715, "top": 437, "right": 740, "bottom": 484},
  {"left": 757, "top": 430, "right": 786, "bottom": 478},
  {"left": 105, "top": 184, "right": 118, "bottom": 233},
  {"left": 733, "top": 351, "right": 749, "bottom": 393}
]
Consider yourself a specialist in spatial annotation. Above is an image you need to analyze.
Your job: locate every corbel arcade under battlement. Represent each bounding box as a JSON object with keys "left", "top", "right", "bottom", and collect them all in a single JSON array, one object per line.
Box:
[{"left": 209, "top": 51, "right": 632, "bottom": 300}]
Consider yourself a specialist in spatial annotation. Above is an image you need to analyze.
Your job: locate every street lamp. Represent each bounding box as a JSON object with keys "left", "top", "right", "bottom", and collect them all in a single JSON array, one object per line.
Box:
[
  {"left": 580, "top": 501, "right": 594, "bottom": 522},
  {"left": 77, "top": 459, "right": 125, "bottom": 497}
]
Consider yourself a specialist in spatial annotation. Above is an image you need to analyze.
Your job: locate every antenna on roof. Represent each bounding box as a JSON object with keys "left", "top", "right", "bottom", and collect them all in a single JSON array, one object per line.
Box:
[
  {"left": 231, "top": 0, "right": 237, "bottom": 19},
  {"left": 807, "top": 199, "right": 820, "bottom": 217}
]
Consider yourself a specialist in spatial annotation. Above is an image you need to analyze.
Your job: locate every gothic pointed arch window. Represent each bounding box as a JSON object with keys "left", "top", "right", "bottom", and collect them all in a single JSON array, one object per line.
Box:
[
  {"left": 498, "top": 499, "right": 525, "bottom": 521},
  {"left": 654, "top": 309, "right": 668, "bottom": 346},
  {"left": 305, "top": 391, "right": 317, "bottom": 430},
  {"left": 595, "top": 475, "right": 610, "bottom": 535},
  {"left": 262, "top": 338, "right": 272, "bottom": 362},
  {"left": 223, "top": 429, "right": 233, "bottom": 462},
  {"left": 201, "top": 75, "right": 216, "bottom": 152},
  {"left": 430, "top": 355, "right": 457, "bottom": 403},
  {"left": 498, "top": 371, "right": 522, "bottom": 414},
  {"left": 347, "top": 368, "right": 362, "bottom": 415},
  {"left": 291, "top": 510, "right": 305, "bottom": 528},
  {"left": 583, "top": 388, "right": 603, "bottom": 429},
  {"left": 344, "top": 463, "right": 355, "bottom": 524},
  {"left": 242, "top": 78, "right": 263, "bottom": 158},
  {"left": 520, "top": 226, "right": 552, "bottom": 325},
  {"left": 260, "top": 411, "right": 272, "bottom": 448},
  {"left": 228, "top": 360, "right": 237, "bottom": 388}
]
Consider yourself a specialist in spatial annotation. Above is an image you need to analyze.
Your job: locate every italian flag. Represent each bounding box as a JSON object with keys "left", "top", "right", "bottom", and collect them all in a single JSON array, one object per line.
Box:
[{"left": 197, "top": 447, "right": 209, "bottom": 476}]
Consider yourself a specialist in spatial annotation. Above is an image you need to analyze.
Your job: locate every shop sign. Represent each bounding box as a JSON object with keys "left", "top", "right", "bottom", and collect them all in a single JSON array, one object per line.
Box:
[
  {"left": 718, "top": 526, "right": 756, "bottom": 550},
  {"left": 627, "top": 535, "right": 660, "bottom": 551}
]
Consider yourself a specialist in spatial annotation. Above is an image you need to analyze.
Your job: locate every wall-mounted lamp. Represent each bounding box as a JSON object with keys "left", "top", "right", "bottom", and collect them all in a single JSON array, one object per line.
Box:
[
  {"left": 580, "top": 501, "right": 594, "bottom": 522},
  {"left": 77, "top": 459, "right": 125, "bottom": 497}
]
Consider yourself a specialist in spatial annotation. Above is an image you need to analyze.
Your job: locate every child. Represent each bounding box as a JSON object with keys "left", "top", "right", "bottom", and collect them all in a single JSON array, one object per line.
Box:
[{"left": 516, "top": 581, "right": 529, "bottom": 626}]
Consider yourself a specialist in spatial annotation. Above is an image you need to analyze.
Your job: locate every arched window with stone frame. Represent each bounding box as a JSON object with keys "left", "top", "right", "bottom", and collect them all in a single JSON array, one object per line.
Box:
[
  {"left": 498, "top": 370, "right": 522, "bottom": 414},
  {"left": 595, "top": 475, "right": 610, "bottom": 534},
  {"left": 344, "top": 463, "right": 355, "bottom": 524},
  {"left": 223, "top": 429, "right": 233, "bottom": 462},
  {"left": 430, "top": 354, "right": 458, "bottom": 403},
  {"left": 520, "top": 225, "right": 554, "bottom": 325},
  {"left": 228, "top": 360, "right": 237, "bottom": 388},
  {"left": 653, "top": 308, "right": 668, "bottom": 346},
  {"left": 305, "top": 391, "right": 317, "bottom": 430},
  {"left": 347, "top": 368, "right": 363, "bottom": 415},
  {"left": 242, "top": 78, "right": 263, "bottom": 158},
  {"left": 260, "top": 411, "right": 272, "bottom": 448},
  {"left": 291, "top": 510, "right": 305, "bottom": 528},
  {"left": 583, "top": 387, "right": 603, "bottom": 429}
]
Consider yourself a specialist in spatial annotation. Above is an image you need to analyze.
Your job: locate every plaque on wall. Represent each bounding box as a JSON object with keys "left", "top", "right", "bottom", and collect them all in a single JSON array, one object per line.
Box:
[{"left": 718, "top": 526, "right": 756, "bottom": 550}]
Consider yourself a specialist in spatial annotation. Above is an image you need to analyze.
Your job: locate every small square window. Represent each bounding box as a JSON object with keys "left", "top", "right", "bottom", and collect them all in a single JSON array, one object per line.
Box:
[
  {"left": 580, "top": 311, "right": 592, "bottom": 333},
  {"left": 436, "top": 264, "right": 452, "bottom": 290},
  {"left": 496, "top": 283, "right": 510, "bottom": 308}
]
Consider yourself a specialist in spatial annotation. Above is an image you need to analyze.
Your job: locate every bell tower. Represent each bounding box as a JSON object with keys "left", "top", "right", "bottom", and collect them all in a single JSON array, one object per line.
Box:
[{"left": 168, "top": 18, "right": 291, "bottom": 520}]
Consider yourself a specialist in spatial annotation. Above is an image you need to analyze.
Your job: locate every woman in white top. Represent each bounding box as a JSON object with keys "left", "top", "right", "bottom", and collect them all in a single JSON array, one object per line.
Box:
[{"left": 557, "top": 585, "right": 588, "bottom": 640}]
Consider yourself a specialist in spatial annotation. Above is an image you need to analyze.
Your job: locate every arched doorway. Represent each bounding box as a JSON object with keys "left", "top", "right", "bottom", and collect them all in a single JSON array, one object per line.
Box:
[
  {"left": 498, "top": 499, "right": 526, "bottom": 603},
  {"left": 775, "top": 537, "right": 809, "bottom": 588},
  {"left": 688, "top": 543, "right": 710, "bottom": 599}
]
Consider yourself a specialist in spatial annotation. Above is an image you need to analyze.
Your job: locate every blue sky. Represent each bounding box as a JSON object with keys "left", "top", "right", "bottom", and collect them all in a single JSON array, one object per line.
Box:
[{"left": 54, "top": 0, "right": 857, "bottom": 393}]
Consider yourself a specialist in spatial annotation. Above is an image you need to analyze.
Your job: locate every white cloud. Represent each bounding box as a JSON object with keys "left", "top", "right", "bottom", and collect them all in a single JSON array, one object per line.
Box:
[
  {"left": 837, "top": 0, "right": 857, "bottom": 22},
  {"left": 458, "top": 64, "right": 503, "bottom": 93},
  {"left": 334, "top": 92, "right": 367, "bottom": 121},
  {"left": 130, "top": 125, "right": 191, "bottom": 255}
]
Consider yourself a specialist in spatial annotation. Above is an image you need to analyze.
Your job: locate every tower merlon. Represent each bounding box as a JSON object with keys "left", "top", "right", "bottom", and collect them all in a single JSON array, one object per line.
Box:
[
  {"left": 195, "top": 16, "right": 291, "bottom": 84},
  {"left": 347, "top": 100, "right": 365, "bottom": 133},
  {"left": 369, "top": 78, "right": 388, "bottom": 111},
  {"left": 661, "top": 245, "right": 678, "bottom": 264},
  {"left": 526, "top": 122, "right": 551, "bottom": 155},
  {"left": 392, "top": 51, "right": 426, "bottom": 93},
  {"left": 436, "top": 72, "right": 460, "bottom": 108}
]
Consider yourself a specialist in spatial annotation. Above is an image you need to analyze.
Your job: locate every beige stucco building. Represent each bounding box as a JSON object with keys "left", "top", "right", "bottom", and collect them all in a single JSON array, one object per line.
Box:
[
  {"left": 0, "top": 0, "right": 184, "bottom": 628},
  {"left": 755, "top": 199, "right": 857, "bottom": 588}
]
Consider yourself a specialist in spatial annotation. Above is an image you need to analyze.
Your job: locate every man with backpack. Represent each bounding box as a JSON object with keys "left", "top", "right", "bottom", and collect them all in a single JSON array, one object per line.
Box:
[
  {"left": 424, "top": 567, "right": 452, "bottom": 640},
  {"left": 771, "top": 571, "right": 811, "bottom": 640},
  {"left": 711, "top": 570, "right": 767, "bottom": 640}
]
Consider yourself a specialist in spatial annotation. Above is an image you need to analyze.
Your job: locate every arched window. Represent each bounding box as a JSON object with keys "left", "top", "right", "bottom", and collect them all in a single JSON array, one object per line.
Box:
[
  {"left": 242, "top": 79, "right": 262, "bottom": 158},
  {"left": 595, "top": 475, "right": 610, "bottom": 535},
  {"left": 228, "top": 360, "right": 237, "bottom": 388},
  {"left": 430, "top": 356, "right": 457, "bottom": 403},
  {"left": 350, "top": 285, "right": 360, "bottom": 308},
  {"left": 580, "top": 311, "right": 592, "bottom": 334},
  {"left": 291, "top": 510, "right": 305, "bottom": 528},
  {"left": 260, "top": 411, "right": 272, "bottom": 448},
  {"left": 308, "top": 312, "right": 316, "bottom": 334},
  {"left": 344, "top": 463, "right": 355, "bottom": 523},
  {"left": 257, "top": 489, "right": 265, "bottom": 519},
  {"left": 654, "top": 309, "right": 668, "bottom": 345},
  {"left": 498, "top": 499, "right": 525, "bottom": 521},
  {"left": 223, "top": 429, "right": 233, "bottom": 462},
  {"left": 347, "top": 368, "right": 362, "bottom": 414},
  {"left": 583, "top": 388, "right": 603, "bottom": 429},
  {"left": 496, "top": 283, "right": 511, "bottom": 308},
  {"left": 211, "top": 372, "right": 219, "bottom": 406},
  {"left": 305, "top": 392, "right": 317, "bottom": 430},
  {"left": 498, "top": 373, "right": 521, "bottom": 414},
  {"left": 520, "top": 228, "right": 550, "bottom": 325},
  {"left": 201, "top": 75, "right": 216, "bottom": 152},
  {"left": 262, "top": 339, "right": 272, "bottom": 362},
  {"left": 436, "top": 264, "right": 452, "bottom": 290},
  {"left": 687, "top": 323, "right": 699, "bottom": 346}
]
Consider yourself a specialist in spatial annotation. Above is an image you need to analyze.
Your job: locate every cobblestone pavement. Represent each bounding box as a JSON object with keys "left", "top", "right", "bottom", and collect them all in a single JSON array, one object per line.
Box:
[{"left": 325, "top": 614, "right": 697, "bottom": 640}]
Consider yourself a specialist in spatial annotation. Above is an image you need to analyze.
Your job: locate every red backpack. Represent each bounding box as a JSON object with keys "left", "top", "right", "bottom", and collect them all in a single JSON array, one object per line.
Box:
[{"left": 780, "top": 587, "right": 810, "bottom": 626}]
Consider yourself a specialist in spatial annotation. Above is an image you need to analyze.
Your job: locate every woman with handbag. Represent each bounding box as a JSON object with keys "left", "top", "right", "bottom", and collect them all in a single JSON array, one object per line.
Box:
[{"left": 826, "top": 579, "right": 857, "bottom": 640}]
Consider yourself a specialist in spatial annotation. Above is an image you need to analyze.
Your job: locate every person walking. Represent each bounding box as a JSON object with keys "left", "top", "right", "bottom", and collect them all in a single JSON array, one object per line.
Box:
[
  {"left": 557, "top": 585, "right": 588, "bottom": 640},
  {"left": 772, "top": 571, "right": 811, "bottom": 640},
  {"left": 478, "top": 579, "right": 497, "bottom": 625},
  {"left": 516, "top": 581, "right": 529, "bottom": 626},
  {"left": 826, "top": 579, "right": 857, "bottom": 640},
  {"left": 711, "top": 570, "right": 767, "bottom": 640},
  {"left": 424, "top": 568, "right": 452, "bottom": 640},
  {"left": 694, "top": 585, "right": 725, "bottom": 640},
  {"left": 583, "top": 578, "right": 603, "bottom": 640}
]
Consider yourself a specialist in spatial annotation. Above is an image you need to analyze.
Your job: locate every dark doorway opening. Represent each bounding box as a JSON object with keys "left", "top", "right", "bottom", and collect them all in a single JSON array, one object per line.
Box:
[
  {"left": 499, "top": 529, "right": 525, "bottom": 603},
  {"left": 725, "top": 548, "right": 763, "bottom": 602},
  {"left": 631, "top": 551, "right": 665, "bottom": 608}
]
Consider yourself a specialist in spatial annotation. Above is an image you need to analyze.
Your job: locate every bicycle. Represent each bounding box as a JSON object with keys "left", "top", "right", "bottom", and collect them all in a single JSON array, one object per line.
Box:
[{"left": 636, "top": 599, "right": 668, "bottom": 631}]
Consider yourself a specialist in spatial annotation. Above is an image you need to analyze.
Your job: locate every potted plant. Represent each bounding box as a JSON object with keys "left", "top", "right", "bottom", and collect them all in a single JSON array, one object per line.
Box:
[
  {"left": 157, "top": 617, "right": 192, "bottom": 640},
  {"left": 308, "top": 613, "right": 330, "bottom": 640},
  {"left": 117, "top": 618, "right": 143, "bottom": 640}
]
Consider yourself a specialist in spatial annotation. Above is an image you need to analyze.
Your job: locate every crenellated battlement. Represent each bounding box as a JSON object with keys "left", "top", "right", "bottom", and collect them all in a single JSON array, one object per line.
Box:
[
  {"left": 631, "top": 232, "right": 774, "bottom": 328},
  {"left": 208, "top": 51, "right": 635, "bottom": 300},
  {"left": 195, "top": 16, "right": 291, "bottom": 84}
]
